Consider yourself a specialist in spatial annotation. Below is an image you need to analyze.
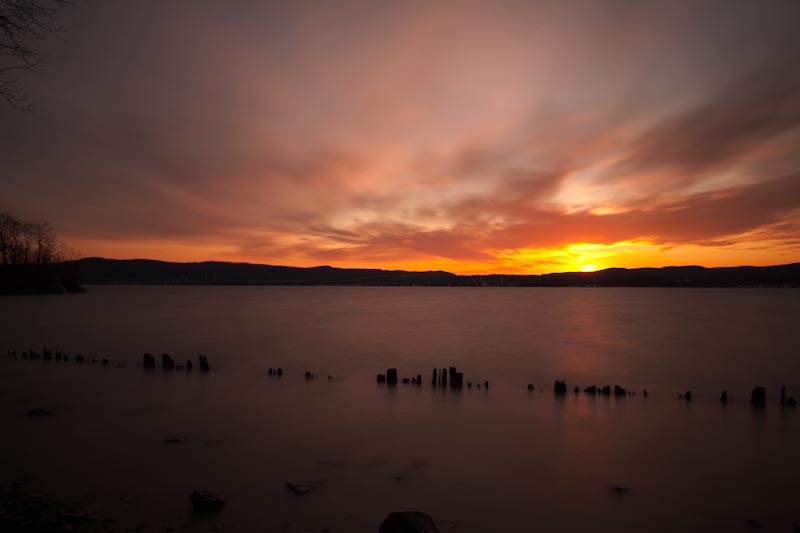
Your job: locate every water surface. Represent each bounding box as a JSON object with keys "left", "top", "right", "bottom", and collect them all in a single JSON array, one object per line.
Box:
[{"left": 0, "top": 286, "right": 798, "bottom": 532}]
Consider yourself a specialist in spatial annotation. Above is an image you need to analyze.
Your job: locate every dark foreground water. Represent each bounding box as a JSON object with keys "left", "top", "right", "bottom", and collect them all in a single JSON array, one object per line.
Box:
[{"left": 0, "top": 286, "right": 798, "bottom": 532}]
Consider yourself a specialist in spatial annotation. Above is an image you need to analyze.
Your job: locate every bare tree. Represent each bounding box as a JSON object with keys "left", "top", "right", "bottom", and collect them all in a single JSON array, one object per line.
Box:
[
  {"left": 0, "top": 211, "right": 81, "bottom": 292},
  {"left": 0, "top": 212, "right": 75, "bottom": 265},
  {"left": 0, "top": 0, "right": 79, "bottom": 110},
  {"left": 0, "top": 211, "right": 25, "bottom": 264}
]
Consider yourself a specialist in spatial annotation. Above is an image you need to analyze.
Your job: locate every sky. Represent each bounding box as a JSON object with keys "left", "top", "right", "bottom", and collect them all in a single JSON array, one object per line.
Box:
[{"left": 1, "top": 0, "right": 799, "bottom": 274}]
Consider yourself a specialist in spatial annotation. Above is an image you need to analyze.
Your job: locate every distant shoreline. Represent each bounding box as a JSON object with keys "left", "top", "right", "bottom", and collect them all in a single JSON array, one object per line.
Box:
[
  {"left": 0, "top": 263, "right": 85, "bottom": 295},
  {"left": 78, "top": 282, "right": 800, "bottom": 289},
  {"left": 61, "top": 258, "right": 800, "bottom": 288}
]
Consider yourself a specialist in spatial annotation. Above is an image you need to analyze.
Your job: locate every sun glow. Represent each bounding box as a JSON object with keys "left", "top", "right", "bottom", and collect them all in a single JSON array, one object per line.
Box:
[
  {"left": 71, "top": 235, "right": 800, "bottom": 277},
  {"left": 489, "top": 242, "right": 639, "bottom": 274}
]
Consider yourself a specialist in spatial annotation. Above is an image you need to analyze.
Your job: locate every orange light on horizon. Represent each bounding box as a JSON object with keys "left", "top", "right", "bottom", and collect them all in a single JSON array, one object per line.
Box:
[{"left": 67, "top": 235, "right": 800, "bottom": 276}]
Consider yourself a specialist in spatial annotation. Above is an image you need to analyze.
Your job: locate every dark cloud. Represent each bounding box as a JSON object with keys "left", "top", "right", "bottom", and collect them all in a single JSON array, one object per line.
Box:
[{"left": 616, "top": 56, "right": 800, "bottom": 181}]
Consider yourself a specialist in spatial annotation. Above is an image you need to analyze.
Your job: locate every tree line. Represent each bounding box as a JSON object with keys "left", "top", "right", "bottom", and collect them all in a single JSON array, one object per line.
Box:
[{"left": 0, "top": 212, "right": 73, "bottom": 266}]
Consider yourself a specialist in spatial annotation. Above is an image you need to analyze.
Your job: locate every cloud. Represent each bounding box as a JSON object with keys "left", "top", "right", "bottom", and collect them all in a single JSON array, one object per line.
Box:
[
  {"left": 614, "top": 54, "right": 800, "bottom": 183},
  {"left": 1, "top": 0, "right": 799, "bottom": 271},
  {"left": 270, "top": 173, "right": 800, "bottom": 265}
]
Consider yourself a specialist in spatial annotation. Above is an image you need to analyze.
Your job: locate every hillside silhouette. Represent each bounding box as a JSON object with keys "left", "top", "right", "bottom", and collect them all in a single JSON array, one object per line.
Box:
[{"left": 71, "top": 258, "right": 800, "bottom": 287}]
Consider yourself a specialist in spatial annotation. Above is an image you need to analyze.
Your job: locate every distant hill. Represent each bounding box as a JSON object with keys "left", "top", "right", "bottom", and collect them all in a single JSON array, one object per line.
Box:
[
  {"left": 68, "top": 258, "right": 800, "bottom": 287},
  {"left": 70, "top": 258, "right": 459, "bottom": 286}
]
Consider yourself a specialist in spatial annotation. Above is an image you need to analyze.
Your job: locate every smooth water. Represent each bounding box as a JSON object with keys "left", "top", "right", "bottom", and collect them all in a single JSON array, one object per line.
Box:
[{"left": 0, "top": 286, "right": 798, "bottom": 532}]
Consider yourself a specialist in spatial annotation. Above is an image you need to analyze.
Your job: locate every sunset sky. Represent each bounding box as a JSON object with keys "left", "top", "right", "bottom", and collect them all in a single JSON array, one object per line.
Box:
[{"left": 1, "top": 0, "right": 799, "bottom": 274}]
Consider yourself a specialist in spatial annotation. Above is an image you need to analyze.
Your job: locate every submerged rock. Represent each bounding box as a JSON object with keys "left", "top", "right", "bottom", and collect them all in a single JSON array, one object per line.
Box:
[
  {"left": 26, "top": 408, "right": 52, "bottom": 418},
  {"left": 751, "top": 387, "right": 766, "bottom": 407},
  {"left": 610, "top": 485, "right": 630, "bottom": 496},
  {"left": 0, "top": 487, "right": 111, "bottom": 531},
  {"left": 379, "top": 511, "right": 439, "bottom": 533},
  {"left": 163, "top": 437, "right": 182, "bottom": 444},
  {"left": 286, "top": 480, "right": 320, "bottom": 495},
  {"left": 189, "top": 489, "right": 225, "bottom": 511}
]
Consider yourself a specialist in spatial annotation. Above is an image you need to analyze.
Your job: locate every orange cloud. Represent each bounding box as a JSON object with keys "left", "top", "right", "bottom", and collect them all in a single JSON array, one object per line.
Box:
[{"left": 1, "top": 1, "right": 800, "bottom": 273}]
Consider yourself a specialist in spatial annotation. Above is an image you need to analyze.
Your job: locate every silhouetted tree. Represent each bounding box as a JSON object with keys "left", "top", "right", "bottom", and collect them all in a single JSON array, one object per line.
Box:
[
  {"left": 0, "top": 212, "right": 81, "bottom": 292},
  {"left": 0, "top": 212, "right": 75, "bottom": 265},
  {"left": 0, "top": 0, "right": 80, "bottom": 110}
]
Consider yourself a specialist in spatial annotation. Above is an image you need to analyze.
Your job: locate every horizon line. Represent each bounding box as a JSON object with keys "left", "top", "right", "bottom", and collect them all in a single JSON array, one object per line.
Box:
[{"left": 69, "top": 256, "right": 800, "bottom": 277}]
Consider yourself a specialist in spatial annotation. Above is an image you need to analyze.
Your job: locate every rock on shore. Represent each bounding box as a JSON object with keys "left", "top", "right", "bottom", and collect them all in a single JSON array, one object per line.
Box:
[
  {"left": 286, "top": 480, "right": 320, "bottom": 495},
  {"left": 379, "top": 511, "right": 439, "bottom": 532},
  {"left": 189, "top": 489, "right": 225, "bottom": 511}
]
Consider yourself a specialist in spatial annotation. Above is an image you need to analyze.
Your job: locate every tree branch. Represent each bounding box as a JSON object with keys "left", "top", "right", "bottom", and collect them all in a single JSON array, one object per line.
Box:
[{"left": 0, "top": 0, "right": 81, "bottom": 109}]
